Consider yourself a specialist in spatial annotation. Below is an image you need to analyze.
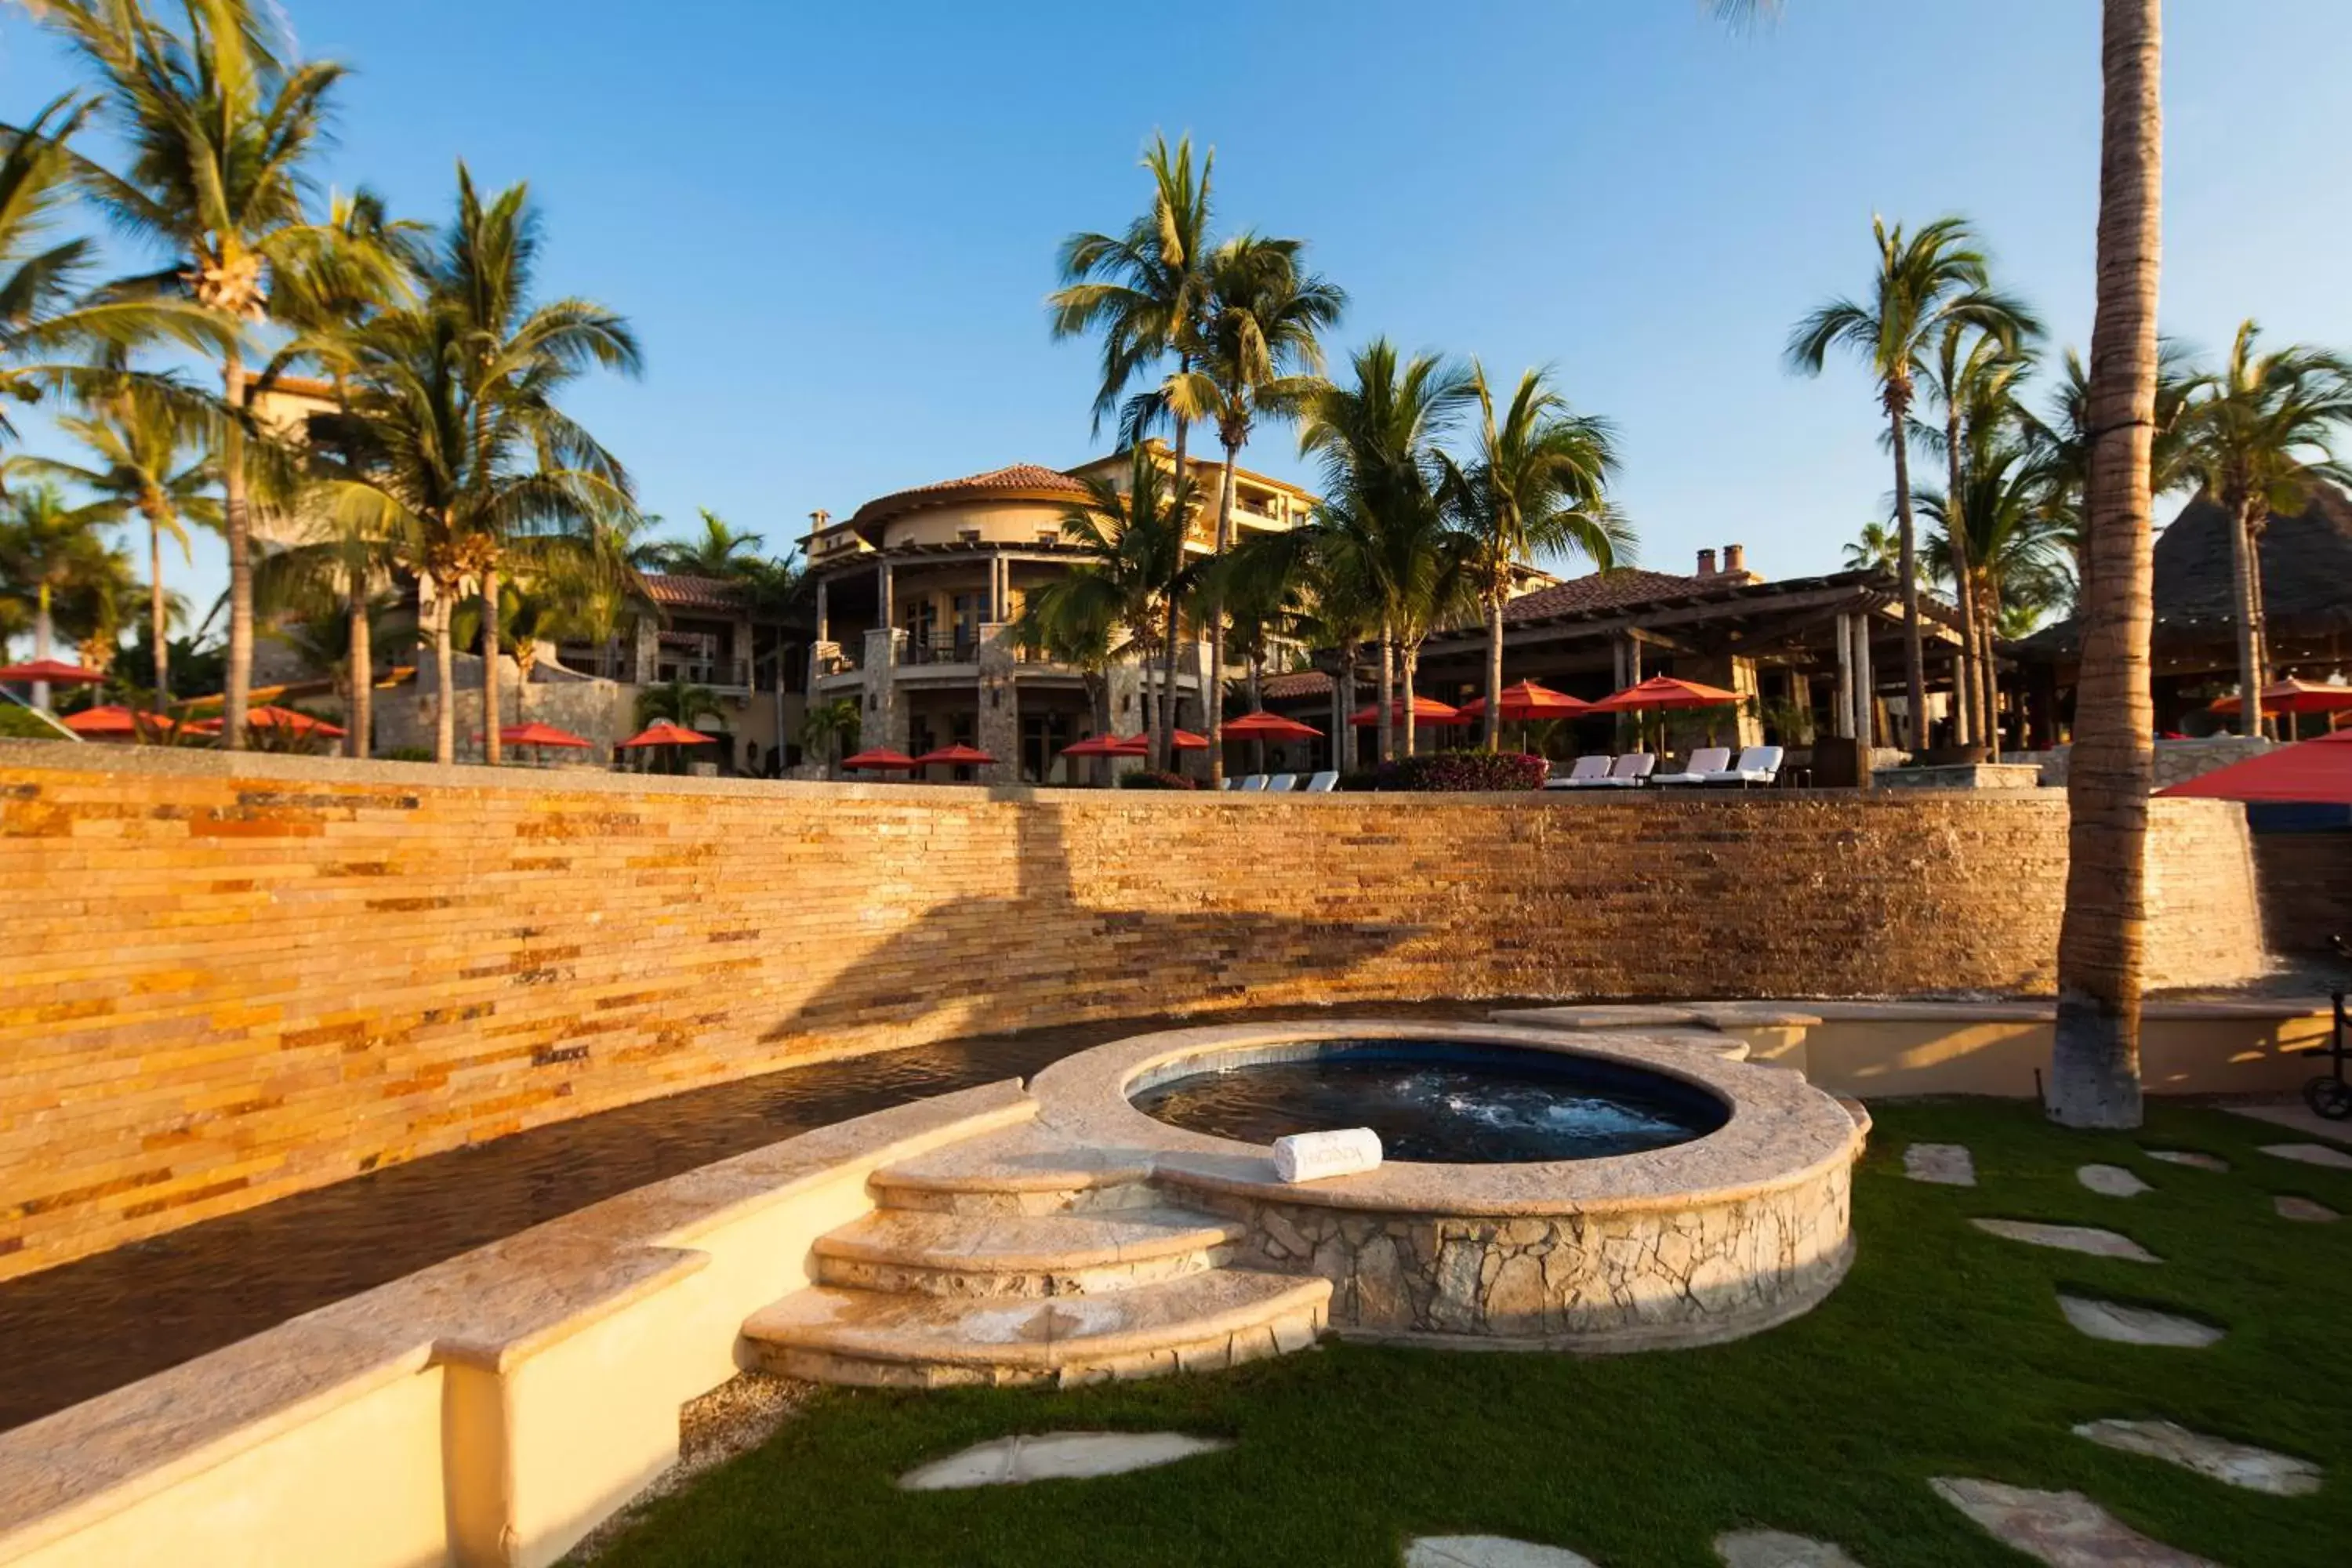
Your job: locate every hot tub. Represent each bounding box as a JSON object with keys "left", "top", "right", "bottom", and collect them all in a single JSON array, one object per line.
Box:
[{"left": 1025, "top": 1020, "right": 1865, "bottom": 1352}]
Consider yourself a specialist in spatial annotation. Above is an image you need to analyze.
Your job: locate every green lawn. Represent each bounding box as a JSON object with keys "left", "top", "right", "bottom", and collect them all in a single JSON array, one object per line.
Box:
[{"left": 590, "top": 1102, "right": 2351, "bottom": 1566}]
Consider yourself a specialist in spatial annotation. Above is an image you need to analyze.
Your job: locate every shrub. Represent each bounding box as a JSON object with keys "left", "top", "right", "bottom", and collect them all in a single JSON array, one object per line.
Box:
[
  {"left": 1116, "top": 769, "right": 1198, "bottom": 790},
  {"left": 1388, "top": 750, "right": 1551, "bottom": 793},
  {"left": 379, "top": 745, "right": 434, "bottom": 763},
  {"left": 1336, "top": 768, "right": 1386, "bottom": 793}
]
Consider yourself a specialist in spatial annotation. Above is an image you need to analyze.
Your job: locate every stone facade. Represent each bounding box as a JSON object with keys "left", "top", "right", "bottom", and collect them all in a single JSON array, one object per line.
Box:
[
  {"left": 0, "top": 743, "right": 2270, "bottom": 1280},
  {"left": 1176, "top": 1170, "right": 1851, "bottom": 1349},
  {"left": 2020, "top": 735, "right": 2274, "bottom": 790}
]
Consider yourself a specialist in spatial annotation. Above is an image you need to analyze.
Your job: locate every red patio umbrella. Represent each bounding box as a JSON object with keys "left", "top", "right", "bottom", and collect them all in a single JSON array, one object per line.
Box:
[
  {"left": 1586, "top": 674, "right": 1744, "bottom": 713},
  {"left": 189, "top": 705, "right": 346, "bottom": 739},
  {"left": 1221, "top": 710, "right": 1324, "bottom": 740},
  {"left": 1348, "top": 695, "right": 1469, "bottom": 727},
  {"left": 840, "top": 747, "right": 920, "bottom": 771},
  {"left": 616, "top": 720, "right": 715, "bottom": 749},
  {"left": 61, "top": 704, "right": 160, "bottom": 739},
  {"left": 1455, "top": 681, "right": 1592, "bottom": 721},
  {"left": 1102, "top": 733, "right": 1153, "bottom": 757},
  {"left": 0, "top": 658, "right": 106, "bottom": 686},
  {"left": 2209, "top": 679, "right": 2352, "bottom": 739},
  {"left": 1060, "top": 734, "right": 1125, "bottom": 757},
  {"left": 913, "top": 743, "right": 996, "bottom": 768},
  {"left": 495, "top": 720, "right": 593, "bottom": 750},
  {"left": 2159, "top": 728, "right": 2352, "bottom": 804}
]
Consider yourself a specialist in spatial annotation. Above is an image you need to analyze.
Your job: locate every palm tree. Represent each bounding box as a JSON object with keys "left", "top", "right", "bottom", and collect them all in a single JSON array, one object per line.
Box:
[
  {"left": 1438, "top": 365, "right": 1631, "bottom": 750},
  {"left": 1049, "top": 132, "right": 1214, "bottom": 770},
  {"left": 797, "top": 696, "right": 860, "bottom": 780},
  {"left": 2173, "top": 321, "right": 2352, "bottom": 738},
  {"left": 1211, "top": 528, "right": 1315, "bottom": 775},
  {"left": 27, "top": 0, "right": 405, "bottom": 747},
  {"left": 649, "top": 510, "right": 765, "bottom": 577},
  {"left": 0, "top": 94, "right": 229, "bottom": 452},
  {"left": 1842, "top": 519, "right": 1902, "bottom": 574},
  {"left": 259, "top": 585, "right": 406, "bottom": 739},
  {"left": 633, "top": 678, "right": 721, "bottom": 773},
  {"left": 0, "top": 481, "right": 122, "bottom": 704},
  {"left": 1298, "top": 340, "right": 1477, "bottom": 762},
  {"left": 313, "top": 167, "right": 640, "bottom": 766},
  {"left": 15, "top": 385, "right": 219, "bottom": 704},
  {"left": 1026, "top": 448, "right": 1193, "bottom": 754},
  {"left": 1788, "top": 216, "right": 2037, "bottom": 748},
  {"left": 1162, "top": 234, "right": 1344, "bottom": 782},
  {"left": 1722, "top": 0, "right": 2166, "bottom": 1125},
  {"left": 1918, "top": 434, "right": 2071, "bottom": 749}
]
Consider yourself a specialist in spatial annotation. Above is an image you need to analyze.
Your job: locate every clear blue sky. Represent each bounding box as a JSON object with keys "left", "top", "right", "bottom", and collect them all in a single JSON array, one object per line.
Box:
[{"left": 5, "top": 0, "right": 2350, "bottom": 622}]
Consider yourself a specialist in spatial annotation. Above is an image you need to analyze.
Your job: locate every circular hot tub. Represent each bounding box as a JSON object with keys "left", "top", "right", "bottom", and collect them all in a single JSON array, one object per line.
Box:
[
  {"left": 1131, "top": 1038, "right": 1730, "bottom": 1163},
  {"left": 1026, "top": 1020, "right": 1864, "bottom": 1352}
]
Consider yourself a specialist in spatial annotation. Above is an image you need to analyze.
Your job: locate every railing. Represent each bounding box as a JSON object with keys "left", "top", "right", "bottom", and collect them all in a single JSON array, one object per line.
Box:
[
  {"left": 655, "top": 657, "right": 752, "bottom": 690},
  {"left": 902, "top": 633, "right": 980, "bottom": 666}
]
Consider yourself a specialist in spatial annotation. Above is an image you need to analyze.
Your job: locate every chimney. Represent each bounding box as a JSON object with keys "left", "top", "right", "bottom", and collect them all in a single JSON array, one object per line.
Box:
[
  {"left": 809, "top": 509, "right": 832, "bottom": 531},
  {"left": 1723, "top": 543, "right": 1747, "bottom": 577},
  {"left": 1696, "top": 547, "right": 1718, "bottom": 577}
]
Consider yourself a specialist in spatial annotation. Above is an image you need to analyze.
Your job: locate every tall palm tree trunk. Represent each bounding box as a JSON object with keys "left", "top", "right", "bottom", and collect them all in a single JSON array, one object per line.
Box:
[
  {"left": 31, "top": 585, "right": 53, "bottom": 710},
  {"left": 2245, "top": 510, "right": 2274, "bottom": 738},
  {"left": 1980, "top": 575, "right": 2004, "bottom": 751},
  {"left": 1887, "top": 396, "right": 1928, "bottom": 749},
  {"left": 1483, "top": 589, "right": 1506, "bottom": 752},
  {"left": 431, "top": 600, "right": 456, "bottom": 765},
  {"left": 1945, "top": 409, "right": 1979, "bottom": 746},
  {"left": 220, "top": 350, "right": 252, "bottom": 749},
  {"left": 347, "top": 592, "right": 372, "bottom": 759},
  {"left": 1159, "top": 594, "right": 1181, "bottom": 771},
  {"left": 481, "top": 565, "right": 503, "bottom": 766},
  {"left": 1157, "top": 412, "right": 1192, "bottom": 774},
  {"left": 1337, "top": 663, "right": 1356, "bottom": 772},
  {"left": 147, "top": 508, "right": 169, "bottom": 702},
  {"left": 2224, "top": 492, "right": 2262, "bottom": 737},
  {"left": 1206, "top": 441, "right": 1241, "bottom": 786},
  {"left": 2053, "top": 0, "right": 2161, "bottom": 1131},
  {"left": 1401, "top": 644, "right": 1421, "bottom": 758},
  {"left": 1377, "top": 618, "right": 1396, "bottom": 764}
]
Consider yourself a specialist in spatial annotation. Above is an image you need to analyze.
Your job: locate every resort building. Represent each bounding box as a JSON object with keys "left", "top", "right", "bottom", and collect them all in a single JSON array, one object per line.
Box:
[
  {"left": 803, "top": 441, "right": 1318, "bottom": 782},
  {"left": 2012, "top": 485, "right": 2352, "bottom": 743}
]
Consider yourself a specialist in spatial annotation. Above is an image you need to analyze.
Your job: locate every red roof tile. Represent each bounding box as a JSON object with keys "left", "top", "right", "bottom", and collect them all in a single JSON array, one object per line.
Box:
[
  {"left": 642, "top": 572, "right": 747, "bottom": 613},
  {"left": 1258, "top": 670, "right": 1334, "bottom": 700},
  {"left": 1501, "top": 568, "right": 1711, "bottom": 624}
]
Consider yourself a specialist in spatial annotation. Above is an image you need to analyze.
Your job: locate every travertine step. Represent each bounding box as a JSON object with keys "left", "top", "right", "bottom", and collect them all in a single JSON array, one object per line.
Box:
[
  {"left": 869, "top": 1123, "right": 1160, "bottom": 1215},
  {"left": 813, "top": 1208, "right": 1243, "bottom": 1297},
  {"left": 744, "top": 1269, "right": 1330, "bottom": 1388}
]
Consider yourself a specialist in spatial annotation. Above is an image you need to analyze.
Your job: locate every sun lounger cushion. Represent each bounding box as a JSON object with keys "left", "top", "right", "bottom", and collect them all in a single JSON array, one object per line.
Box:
[
  {"left": 1591, "top": 753, "right": 1655, "bottom": 787},
  {"left": 1549, "top": 755, "right": 1617, "bottom": 789},
  {"left": 1265, "top": 773, "right": 1298, "bottom": 793},
  {"left": 1654, "top": 746, "right": 1730, "bottom": 786},
  {"left": 1703, "top": 745, "right": 1783, "bottom": 785},
  {"left": 1240, "top": 775, "right": 1268, "bottom": 792},
  {"left": 1303, "top": 771, "right": 1339, "bottom": 793}
]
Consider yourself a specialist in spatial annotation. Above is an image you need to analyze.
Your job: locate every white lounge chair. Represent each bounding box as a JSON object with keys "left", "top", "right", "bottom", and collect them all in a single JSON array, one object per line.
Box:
[
  {"left": 1653, "top": 746, "right": 1731, "bottom": 786},
  {"left": 1547, "top": 755, "right": 1616, "bottom": 789},
  {"left": 1704, "top": 745, "right": 1784, "bottom": 787},
  {"left": 1302, "top": 770, "right": 1339, "bottom": 793},
  {"left": 1239, "top": 775, "right": 1269, "bottom": 792},
  {"left": 1265, "top": 773, "right": 1298, "bottom": 793},
  {"left": 1592, "top": 753, "right": 1656, "bottom": 788},
  {"left": 1220, "top": 776, "right": 1242, "bottom": 791}
]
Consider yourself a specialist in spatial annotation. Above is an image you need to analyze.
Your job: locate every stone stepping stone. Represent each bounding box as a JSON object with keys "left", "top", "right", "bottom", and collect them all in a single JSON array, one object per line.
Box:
[
  {"left": 1932, "top": 1478, "right": 2219, "bottom": 1566},
  {"left": 2145, "top": 1150, "right": 2229, "bottom": 1173},
  {"left": 1903, "top": 1143, "right": 1976, "bottom": 1186},
  {"left": 897, "top": 1431, "right": 1230, "bottom": 1490},
  {"left": 1973, "top": 1218, "right": 2158, "bottom": 1262},
  {"left": 1715, "top": 1528, "right": 1864, "bottom": 1566},
  {"left": 2260, "top": 1142, "right": 2352, "bottom": 1171},
  {"left": 1404, "top": 1537, "right": 1598, "bottom": 1568},
  {"left": 2074, "top": 1418, "right": 2323, "bottom": 1497},
  {"left": 2274, "top": 1194, "right": 2339, "bottom": 1222},
  {"left": 2077, "top": 1164, "right": 2151, "bottom": 1198},
  {"left": 2059, "top": 1294, "right": 2223, "bottom": 1348}
]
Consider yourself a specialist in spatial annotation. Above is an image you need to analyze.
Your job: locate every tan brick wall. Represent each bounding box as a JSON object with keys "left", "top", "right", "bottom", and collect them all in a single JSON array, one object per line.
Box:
[
  {"left": 0, "top": 745, "right": 2267, "bottom": 1281},
  {"left": 2252, "top": 830, "right": 2352, "bottom": 957}
]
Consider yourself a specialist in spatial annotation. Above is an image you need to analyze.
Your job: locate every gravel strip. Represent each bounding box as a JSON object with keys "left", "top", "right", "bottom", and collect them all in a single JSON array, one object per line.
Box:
[{"left": 560, "top": 1374, "right": 818, "bottom": 1563}]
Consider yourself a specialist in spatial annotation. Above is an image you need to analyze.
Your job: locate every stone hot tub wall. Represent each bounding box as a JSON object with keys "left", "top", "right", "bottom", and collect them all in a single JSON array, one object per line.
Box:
[
  {"left": 0, "top": 744, "right": 2265, "bottom": 1281},
  {"left": 1171, "top": 1166, "right": 1854, "bottom": 1348}
]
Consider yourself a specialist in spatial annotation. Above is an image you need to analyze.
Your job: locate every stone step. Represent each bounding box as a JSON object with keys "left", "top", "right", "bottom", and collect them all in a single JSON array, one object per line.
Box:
[
  {"left": 743, "top": 1269, "right": 1330, "bottom": 1388},
  {"left": 869, "top": 1124, "right": 1160, "bottom": 1215},
  {"left": 814, "top": 1208, "right": 1244, "bottom": 1297}
]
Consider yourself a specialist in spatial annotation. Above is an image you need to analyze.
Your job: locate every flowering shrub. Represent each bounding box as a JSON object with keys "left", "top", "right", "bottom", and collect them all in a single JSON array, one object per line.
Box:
[
  {"left": 1116, "top": 769, "right": 1199, "bottom": 790},
  {"left": 1387, "top": 750, "right": 1552, "bottom": 793}
]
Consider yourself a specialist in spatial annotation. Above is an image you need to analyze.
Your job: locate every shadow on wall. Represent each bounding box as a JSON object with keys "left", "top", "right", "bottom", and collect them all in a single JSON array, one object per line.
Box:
[{"left": 762, "top": 793, "right": 1425, "bottom": 1049}]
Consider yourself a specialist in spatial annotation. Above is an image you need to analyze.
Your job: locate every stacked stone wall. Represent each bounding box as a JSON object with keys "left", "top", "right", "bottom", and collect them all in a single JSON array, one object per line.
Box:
[{"left": 0, "top": 743, "right": 2267, "bottom": 1279}]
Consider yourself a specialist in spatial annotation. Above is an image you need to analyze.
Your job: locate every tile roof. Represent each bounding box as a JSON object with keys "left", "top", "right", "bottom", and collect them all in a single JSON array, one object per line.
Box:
[
  {"left": 1501, "top": 568, "right": 1714, "bottom": 624},
  {"left": 1257, "top": 670, "right": 1334, "bottom": 701},
  {"left": 846, "top": 463, "right": 1091, "bottom": 532},
  {"left": 642, "top": 572, "right": 747, "bottom": 613}
]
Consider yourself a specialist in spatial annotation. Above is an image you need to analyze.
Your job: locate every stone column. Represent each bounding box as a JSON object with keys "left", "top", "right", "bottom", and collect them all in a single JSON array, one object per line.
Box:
[
  {"left": 1832, "top": 613, "right": 1855, "bottom": 741},
  {"left": 631, "top": 614, "right": 659, "bottom": 686},
  {"left": 814, "top": 579, "right": 829, "bottom": 645},
  {"left": 977, "top": 622, "right": 1020, "bottom": 785},
  {"left": 1851, "top": 614, "right": 1877, "bottom": 765},
  {"left": 862, "top": 626, "right": 909, "bottom": 753},
  {"left": 877, "top": 560, "right": 895, "bottom": 633}
]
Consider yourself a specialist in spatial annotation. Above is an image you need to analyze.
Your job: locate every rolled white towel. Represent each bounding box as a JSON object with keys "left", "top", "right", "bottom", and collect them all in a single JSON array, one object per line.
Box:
[{"left": 1272, "top": 1127, "right": 1383, "bottom": 1183}]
